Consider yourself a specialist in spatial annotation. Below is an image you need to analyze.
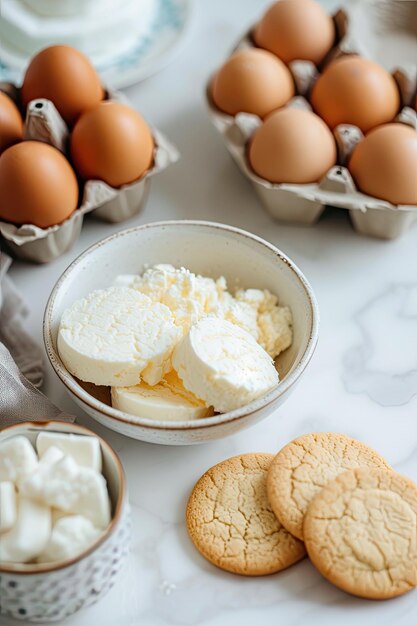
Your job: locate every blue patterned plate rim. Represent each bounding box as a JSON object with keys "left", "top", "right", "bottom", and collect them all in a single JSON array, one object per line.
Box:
[{"left": 0, "top": 0, "right": 192, "bottom": 89}]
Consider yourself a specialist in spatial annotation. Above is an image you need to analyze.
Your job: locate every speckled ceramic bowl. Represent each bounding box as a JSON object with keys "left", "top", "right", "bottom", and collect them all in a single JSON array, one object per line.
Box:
[
  {"left": 0, "top": 421, "right": 130, "bottom": 623},
  {"left": 44, "top": 220, "right": 319, "bottom": 445}
]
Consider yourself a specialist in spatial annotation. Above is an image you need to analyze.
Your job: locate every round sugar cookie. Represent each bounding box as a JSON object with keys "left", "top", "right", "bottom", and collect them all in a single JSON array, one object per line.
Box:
[
  {"left": 304, "top": 467, "right": 417, "bottom": 599},
  {"left": 186, "top": 453, "right": 305, "bottom": 576},
  {"left": 267, "top": 432, "right": 391, "bottom": 540}
]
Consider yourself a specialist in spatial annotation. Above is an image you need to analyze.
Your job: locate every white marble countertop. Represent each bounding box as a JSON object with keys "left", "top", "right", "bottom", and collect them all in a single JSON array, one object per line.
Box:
[{"left": 5, "top": 0, "right": 417, "bottom": 624}]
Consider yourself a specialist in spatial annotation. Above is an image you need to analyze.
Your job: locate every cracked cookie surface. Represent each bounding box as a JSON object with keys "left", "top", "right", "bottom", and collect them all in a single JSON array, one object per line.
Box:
[
  {"left": 186, "top": 453, "right": 305, "bottom": 575},
  {"left": 267, "top": 432, "right": 391, "bottom": 540},
  {"left": 304, "top": 467, "right": 417, "bottom": 599}
]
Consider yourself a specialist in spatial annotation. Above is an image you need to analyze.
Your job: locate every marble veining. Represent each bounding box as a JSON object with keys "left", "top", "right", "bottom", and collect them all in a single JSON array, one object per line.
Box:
[
  {"left": 5, "top": 0, "right": 417, "bottom": 624},
  {"left": 343, "top": 283, "right": 417, "bottom": 406}
]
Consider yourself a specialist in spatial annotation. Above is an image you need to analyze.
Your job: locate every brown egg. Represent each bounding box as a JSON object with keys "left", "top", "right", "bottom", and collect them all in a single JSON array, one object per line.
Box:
[
  {"left": 0, "top": 92, "right": 23, "bottom": 155},
  {"left": 0, "top": 141, "right": 78, "bottom": 228},
  {"left": 70, "top": 101, "right": 154, "bottom": 188},
  {"left": 211, "top": 49, "right": 294, "bottom": 118},
  {"left": 21, "top": 45, "right": 104, "bottom": 126},
  {"left": 311, "top": 56, "right": 400, "bottom": 133},
  {"left": 348, "top": 124, "right": 417, "bottom": 205},
  {"left": 249, "top": 108, "right": 337, "bottom": 184},
  {"left": 254, "top": 0, "right": 335, "bottom": 66}
]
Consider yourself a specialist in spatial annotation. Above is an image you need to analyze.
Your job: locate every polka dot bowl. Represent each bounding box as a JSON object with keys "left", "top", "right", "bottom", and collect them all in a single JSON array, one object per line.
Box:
[{"left": 0, "top": 421, "right": 131, "bottom": 623}]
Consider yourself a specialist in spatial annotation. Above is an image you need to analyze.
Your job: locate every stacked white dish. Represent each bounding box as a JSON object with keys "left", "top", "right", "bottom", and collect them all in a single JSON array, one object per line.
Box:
[{"left": 0, "top": 0, "right": 157, "bottom": 66}]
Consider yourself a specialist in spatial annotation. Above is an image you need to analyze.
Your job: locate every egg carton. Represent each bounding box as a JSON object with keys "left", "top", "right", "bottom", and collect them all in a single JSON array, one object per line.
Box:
[
  {"left": 0, "top": 85, "right": 179, "bottom": 262},
  {"left": 206, "top": 1, "right": 417, "bottom": 240}
]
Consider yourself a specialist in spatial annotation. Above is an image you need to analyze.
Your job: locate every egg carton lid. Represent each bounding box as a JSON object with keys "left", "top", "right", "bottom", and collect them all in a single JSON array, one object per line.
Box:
[
  {"left": 0, "top": 87, "right": 179, "bottom": 262},
  {"left": 206, "top": 1, "right": 417, "bottom": 239}
]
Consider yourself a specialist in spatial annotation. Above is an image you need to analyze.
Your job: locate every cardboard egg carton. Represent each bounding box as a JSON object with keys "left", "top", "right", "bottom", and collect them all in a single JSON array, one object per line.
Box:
[
  {"left": 206, "top": 1, "right": 417, "bottom": 240},
  {"left": 0, "top": 85, "right": 179, "bottom": 262}
]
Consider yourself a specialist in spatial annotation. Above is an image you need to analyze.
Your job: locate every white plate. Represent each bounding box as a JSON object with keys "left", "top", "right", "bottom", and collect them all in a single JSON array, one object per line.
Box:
[{"left": 0, "top": 0, "right": 192, "bottom": 89}]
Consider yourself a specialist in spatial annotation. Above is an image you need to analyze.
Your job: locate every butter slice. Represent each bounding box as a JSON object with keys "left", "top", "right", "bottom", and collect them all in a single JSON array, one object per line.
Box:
[
  {"left": 20, "top": 454, "right": 111, "bottom": 529},
  {"left": 0, "top": 482, "right": 17, "bottom": 533},
  {"left": 111, "top": 370, "right": 212, "bottom": 421},
  {"left": 37, "top": 515, "right": 101, "bottom": 563},
  {"left": 0, "top": 496, "right": 51, "bottom": 563},
  {"left": 37, "top": 432, "right": 102, "bottom": 472},
  {"left": 0, "top": 436, "right": 38, "bottom": 484}
]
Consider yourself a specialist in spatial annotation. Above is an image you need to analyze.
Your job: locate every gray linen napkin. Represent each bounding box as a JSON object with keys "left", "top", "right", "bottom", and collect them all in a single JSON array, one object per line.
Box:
[
  {"left": 0, "top": 252, "right": 74, "bottom": 427},
  {"left": 0, "top": 253, "right": 43, "bottom": 387}
]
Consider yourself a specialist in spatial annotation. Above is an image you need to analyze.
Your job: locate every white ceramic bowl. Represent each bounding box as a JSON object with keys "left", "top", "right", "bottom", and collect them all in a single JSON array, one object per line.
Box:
[
  {"left": 44, "top": 221, "right": 319, "bottom": 445},
  {"left": 0, "top": 421, "right": 130, "bottom": 623}
]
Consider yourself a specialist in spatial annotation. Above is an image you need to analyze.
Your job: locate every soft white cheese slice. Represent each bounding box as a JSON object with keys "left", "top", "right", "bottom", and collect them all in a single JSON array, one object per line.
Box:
[
  {"left": 37, "top": 515, "right": 102, "bottom": 564},
  {"left": 57, "top": 286, "right": 181, "bottom": 387},
  {"left": 111, "top": 370, "right": 213, "bottom": 421},
  {"left": 37, "top": 432, "right": 102, "bottom": 472},
  {"left": 0, "top": 436, "right": 38, "bottom": 484},
  {"left": 0, "top": 496, "right": 51, "bottom": 563},
  {"left": 172, "top": 317, "right": 279, "bottom": 413},
  {"left": 19, "top": 454, "right": 111, "bottom": 529},
  {"left": 0, "top": 482, "right": 17, "bottom": 533}
]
